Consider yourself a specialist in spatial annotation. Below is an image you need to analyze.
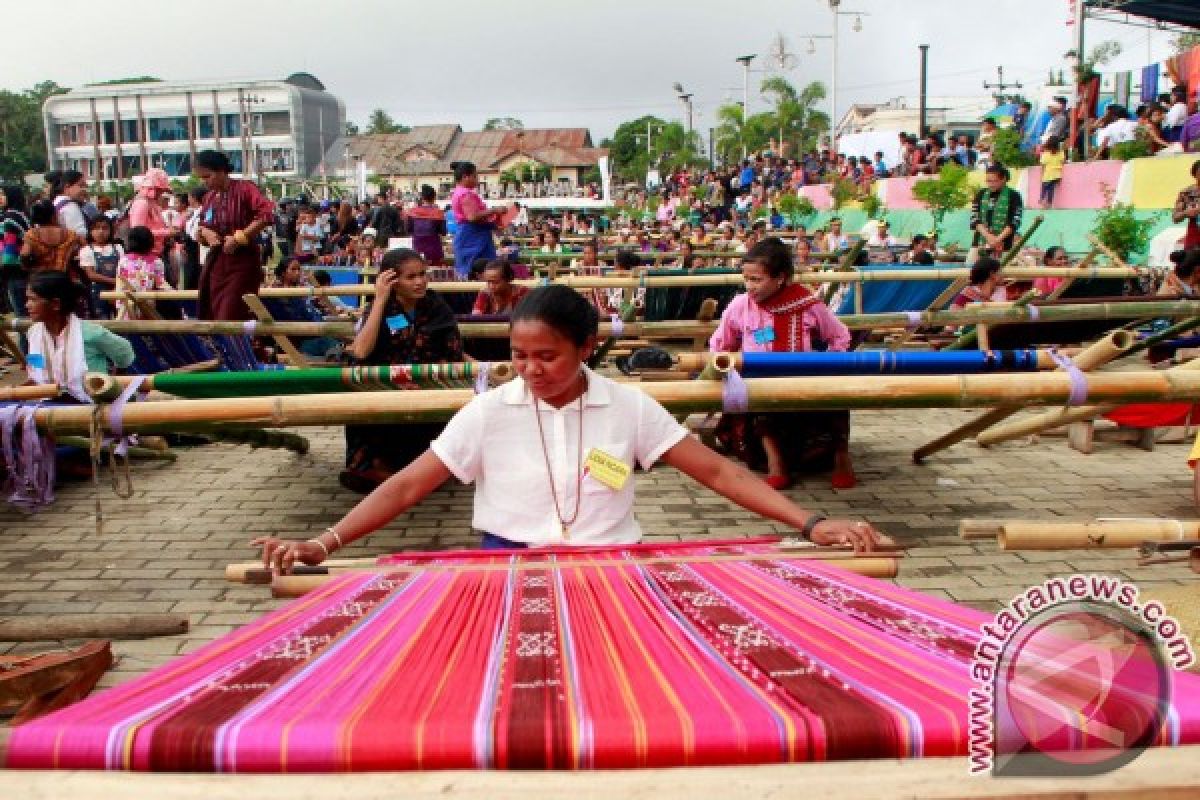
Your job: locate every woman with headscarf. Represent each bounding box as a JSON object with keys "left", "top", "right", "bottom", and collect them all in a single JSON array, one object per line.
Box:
[
  {"left": 128, "top": 168, "right": 173, "bottom": 256},
  {"left": 449, "top": 161, "right": 502, "bottom": 278},
  {"left": 192, "top": 150, "right": 275, "bottom": 320}
]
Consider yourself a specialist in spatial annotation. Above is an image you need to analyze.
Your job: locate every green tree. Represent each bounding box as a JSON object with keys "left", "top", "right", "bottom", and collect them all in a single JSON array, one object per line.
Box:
[
  {"left": 713, "top": 103, "right": 777, "bottom": 164},
  {"left": 911, "top": 164, "right": 973, "bottom": 237},
  {"left": 364, "top": 109, "right": 409, "bottom": 135},
  {"left": 649, "top": 121, "right": 705, "bottom": 174},
  {"left": 0, "top": 80, "right": 69, "bottom": 181},
  {"left": 990, "top": 128, "right": 1036, "bottom": 168},
  {"left": 1094, "top": 189, "right": 1159, "bottom": 262},
  {"left": 602, "top": 115, "right": 668, "bottom": 183},
  {"left": 483, "top": 117, "right": 524, "bottom": 131},
  {"left": 759, "top": 76, "right": 829, "bottom": 158}
]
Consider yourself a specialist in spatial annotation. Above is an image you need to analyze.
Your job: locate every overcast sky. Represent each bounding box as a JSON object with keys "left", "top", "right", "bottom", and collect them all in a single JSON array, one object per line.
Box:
[{"left": 3, "top": 0, "right": 1184, "bottom": 141}]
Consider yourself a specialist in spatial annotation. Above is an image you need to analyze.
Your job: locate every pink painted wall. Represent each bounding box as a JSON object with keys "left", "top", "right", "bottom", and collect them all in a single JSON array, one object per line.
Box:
[
  {"left": 799, "top": 183, "right": 833, "bottom": 210},
  {"left": 879, "top": 176, "right": 926, "bottom": 210},
  {"left": 1025, "top": 160, "right": 1124, "bottom": 210}
]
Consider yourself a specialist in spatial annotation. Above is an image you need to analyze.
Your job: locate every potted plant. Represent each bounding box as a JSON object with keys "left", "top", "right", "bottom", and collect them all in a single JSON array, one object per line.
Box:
[{"left": 911, "top": 163, "right": 973, "bottom": 238}]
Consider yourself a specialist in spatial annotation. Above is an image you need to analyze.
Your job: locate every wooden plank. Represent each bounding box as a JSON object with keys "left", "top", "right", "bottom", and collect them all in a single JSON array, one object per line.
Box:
[
  {"left": 0, "top": 745, "right": 1198, "bottom": 799},
  {"left": 0, "top": 613, "right": 188, "bottom": 642}
]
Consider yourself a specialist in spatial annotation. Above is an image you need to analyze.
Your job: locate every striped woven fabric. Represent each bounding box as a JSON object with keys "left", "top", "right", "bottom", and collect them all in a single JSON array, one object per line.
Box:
[{"left": 6, "top": 541, "right": 1199, "bottom": 772}]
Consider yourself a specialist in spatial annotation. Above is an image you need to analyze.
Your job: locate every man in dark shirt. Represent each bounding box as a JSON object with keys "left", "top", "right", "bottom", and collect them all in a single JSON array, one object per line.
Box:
[
  {"left": 970, "top": 164, "right": 1024, "bottom": 254},
  {"left": 368, "top": 193, "right": 402, "bottom": 244}
]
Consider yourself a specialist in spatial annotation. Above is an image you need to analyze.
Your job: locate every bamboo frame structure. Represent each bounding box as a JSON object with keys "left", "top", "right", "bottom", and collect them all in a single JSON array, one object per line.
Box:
[
  {"left": 998, "top": 519, "right": 1200, "bottom": 550},
  {"left": 29, "top": 370, "right": 1200, "bottom": 436},
  {"left": 976, "top": 356, "right": 1200, "bottom": 446},
  {"left": 910, "top": 329, "right": 1134, "bottom": 462},
  {"left": 96, "top": 266, "right": 1147, "bottom": 301}
]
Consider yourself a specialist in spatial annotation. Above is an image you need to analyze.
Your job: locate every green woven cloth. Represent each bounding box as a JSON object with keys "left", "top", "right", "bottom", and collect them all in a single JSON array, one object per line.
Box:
[{"left": 152, "top": 364, "right": 484, "bottom": 399}]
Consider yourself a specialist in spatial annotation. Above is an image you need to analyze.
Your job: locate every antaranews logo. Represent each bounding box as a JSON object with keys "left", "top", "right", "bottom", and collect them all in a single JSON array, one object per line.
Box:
[{"left": 967, "top": 574, "right": 1194, "bottom": 777}]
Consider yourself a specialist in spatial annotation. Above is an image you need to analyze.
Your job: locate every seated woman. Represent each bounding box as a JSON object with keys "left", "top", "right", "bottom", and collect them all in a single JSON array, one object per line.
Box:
[
  {"left": 340, "top": 249, "right": 464, "bottom": 494},
  {"left": 709, "top": 238, "right": 856, "bottom": 491},
  {"left": 255, "top": 285, "right": 889, "bottom": 569},
  {"left": 1034, "top": 246, "right": 1070, "bottom": 297},
  {"left": 472, "top": 260, "right": 529, "bottom": 316},
  {"left": 951, "top": 256, "right": 1007, "bottom": 308},
  {"left": 1160, "top": 249, "right": 1200, "bottom": 297},
  {"left": 23, "top": 271, "right": 134, "bottom": 402}
]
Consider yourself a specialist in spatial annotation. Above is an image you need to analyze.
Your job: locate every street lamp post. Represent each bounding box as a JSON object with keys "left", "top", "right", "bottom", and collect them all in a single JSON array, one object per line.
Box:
[
  {"left": 735, "top": 55, "right": 757, "bottom": 158},
  {"left": 826, "top": 2, "right": 867, "bottom": 151}
]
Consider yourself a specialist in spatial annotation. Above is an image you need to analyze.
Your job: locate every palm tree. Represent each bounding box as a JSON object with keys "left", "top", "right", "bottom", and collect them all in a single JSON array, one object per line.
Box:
[
  {"left": 713, "top": 103, "right": 748, "bottom": 164},
  {"left": 651, "top": 121, "right": 704, "bottom": 173},
  {"left": 760, "top": 76, "right": 829, "bottom": 157}
]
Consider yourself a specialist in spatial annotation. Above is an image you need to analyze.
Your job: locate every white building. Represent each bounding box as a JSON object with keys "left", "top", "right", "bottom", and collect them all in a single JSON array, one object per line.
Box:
[
  {"left": 42, "top": 73, "right": 344, "bottom": 182},
  {"left": 835, "top": 95, "right": 999, "bottom": 140}
]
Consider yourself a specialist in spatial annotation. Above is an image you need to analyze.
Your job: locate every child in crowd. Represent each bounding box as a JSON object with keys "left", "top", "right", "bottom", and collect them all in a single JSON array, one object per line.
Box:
[
  {"left": 1039, "top": 137, "right": 1065, "bottom": 207},
  {"left": 295, "top": 207, "right": 322, "bottom": 264},
  {"left": 952, "top": 257, "right": 1007, "bottom": 308},
  {"left": 78, "top": 216, "right": 122, "bottom": 318},
  {"left": 709, "top": 237, "right": 856, "bottom": 490},
  {"left": 115, "top": 226, "right": 170, "bottom": 320}
]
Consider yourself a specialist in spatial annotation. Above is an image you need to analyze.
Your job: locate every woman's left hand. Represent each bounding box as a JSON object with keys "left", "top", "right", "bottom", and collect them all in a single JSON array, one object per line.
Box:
[{"left": 809, "top": 519, "right": 893, "bottom": 553}]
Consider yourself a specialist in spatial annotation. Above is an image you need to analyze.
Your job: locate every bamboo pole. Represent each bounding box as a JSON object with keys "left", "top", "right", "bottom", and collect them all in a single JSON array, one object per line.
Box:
[
  {"left": 977, "top": 356, "right": 1200, "bottom": 446},
  {"left": 1046, "top": 248, "right": 1101, "bottom": 301},
  {"left": 0, "top": 385, "right": 61, "bottom": 402},
  {"left": 242, "top": 294, "right": 310, "bottom": 367},
  {"left": 944, "top": 289, "right": 1040, "bottom": 351},
  {"left": 15, "top": 300, "right": 1196, "bottom": 342},
  {"left": 998, "top": 215, "right": 1044, "bottom": 267},
  {"left": 998, "top": 519, "right": 1199, "bottom": 551},
  {"left": 910, "top": 329, "right": 1134, "bottom": 462},
  {"left": 30, "top": 369, "right": 1200, "bottom": 436},
  {"left": 268, "top": 555, "right": 901, "bottom": 597},
  {"left": 1087, "top": 234, "right": 1131, "bottom": 270},
  {"left": 685, "top": 347, "right": 1087, "bottom": 376},
  {"left": 959, "top": 519, "right": 1007, "bottom": 541},
  {"left": 97, "top": 266, "right": 1146, "bottom": 301}
]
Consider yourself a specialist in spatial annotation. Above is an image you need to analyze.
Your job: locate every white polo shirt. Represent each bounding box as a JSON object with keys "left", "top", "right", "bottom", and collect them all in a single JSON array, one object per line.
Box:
[{"left": 431, "top": 366, "right": 688, "bottom": 546}]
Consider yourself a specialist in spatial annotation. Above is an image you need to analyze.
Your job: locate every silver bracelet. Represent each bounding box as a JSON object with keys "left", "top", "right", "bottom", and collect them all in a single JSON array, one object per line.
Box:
[
  {"left": 307, "top": 537, "right": 330, "bottom": 557},
  {"left": 326, "top": 527, "right": 344, "bottom": 549}
]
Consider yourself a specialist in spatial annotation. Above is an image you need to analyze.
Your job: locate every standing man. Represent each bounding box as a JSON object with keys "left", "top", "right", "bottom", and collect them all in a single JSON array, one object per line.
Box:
[{"left": 970, "top": 164, "right": 1024, "bottom": 257}]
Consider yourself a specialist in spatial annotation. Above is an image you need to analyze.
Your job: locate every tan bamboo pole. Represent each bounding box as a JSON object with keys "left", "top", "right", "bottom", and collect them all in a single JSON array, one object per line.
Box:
[
  {"left": 30, "top": 370, "right": 1200, "bottom": 437},
  {"left": 910, "top": 329, "right": 1135, "bottom": 462},
  {"left": 977, "top": 356, "right": 1200, "bottom": 446},
  {"left": 998, "top": 519, "right": 1199, "bottom": 551},
  {"left": 1046, "top": 248, "right": 1101, "bottom": 301},
  {"left": 1087, "top": 234, "right": 1131, "bottom": 270},
  {"left": 998, "top": 215, "right": 1044, "bottom": 267},
  {"left": 267, "top": 555, "right": 901, "bottom": 597},
  {"left": 242, "top": 294, "right": 310, "bottom": 367},
  {"left": 0, "top": 385, "right": 61, "bottom": 402},
  {"left": 97, "top": 267, "right": 1146, "bottom": 301},
  {"left": 959, "top": 519, "right": 1007, "bottom": 541}
]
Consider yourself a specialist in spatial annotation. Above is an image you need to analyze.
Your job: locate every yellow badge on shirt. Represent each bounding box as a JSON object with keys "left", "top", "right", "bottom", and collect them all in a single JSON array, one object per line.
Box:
[{"left": 585, "top": 448, "right": 631, "bottom": 491}]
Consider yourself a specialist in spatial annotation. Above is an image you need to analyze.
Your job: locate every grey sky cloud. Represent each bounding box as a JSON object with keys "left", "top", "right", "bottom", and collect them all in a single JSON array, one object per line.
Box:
[{"left": 3, "top": 0, "right": 1180, "bottom": 140}]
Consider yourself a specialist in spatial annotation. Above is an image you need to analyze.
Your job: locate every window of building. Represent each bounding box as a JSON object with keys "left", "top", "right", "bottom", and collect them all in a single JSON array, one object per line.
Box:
[
  {"left": 257, "top": 147, "right": 295, "bottom": 172},
  {"left": 155, "top": 152, "right": 193, "bottom": 177},
  {"left": 121, "top": 120, "right": 140, "bottom": 143},
  {"left": 198, "top": 115, "right": 214, "bottom": 139},
  {"left": 102, "top": 120, "right": 116, "bottom": 145},
  {"left": 122, "top": 155, "right": 141, "bottom": 175},
  {"left": 148, "top": 117, "right": 190, "bottom": 142},
  {"left": 221, "top": 114, "right": 240, "bottom": 138}
]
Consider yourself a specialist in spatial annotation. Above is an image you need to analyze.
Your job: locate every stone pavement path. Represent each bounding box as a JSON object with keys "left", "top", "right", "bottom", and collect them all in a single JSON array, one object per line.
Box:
[{"left": 0, "top": 407, "right": 1194, "bottom": 691}]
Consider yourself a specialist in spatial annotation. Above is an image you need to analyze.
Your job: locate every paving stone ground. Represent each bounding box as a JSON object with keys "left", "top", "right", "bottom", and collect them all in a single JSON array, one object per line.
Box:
[{"left": 0, "top": 406, "right": 1195, "bottom": 691}]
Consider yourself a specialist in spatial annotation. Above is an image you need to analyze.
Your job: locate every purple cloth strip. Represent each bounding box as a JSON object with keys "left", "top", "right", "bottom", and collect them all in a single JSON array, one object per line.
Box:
[
  {"left": 1026, "top": 305, "right": 1040, "bottom": 322},
  {"left": 1048, "top": 350, "right": 1089, "bottom": 406},
  {"left": 610, "top": 314, "right": 625, "bottom": 338},
  {"left": 107, "top": 376, "right": 146, "bottom": 457},
  {"left": 474, "top": 363, "right": 490, "bottom": 395},
  {"left": 0, "top": 404, "right": 55, "bottom": 512},
  {"left": 242, "top": 320, "right": 258, "bottom": 336},
  {"left": 722, "top": 367, "right": 750, "bottom": 413},
  {"left": 905, "top": 311, "right": 922, "bottom": 328}
]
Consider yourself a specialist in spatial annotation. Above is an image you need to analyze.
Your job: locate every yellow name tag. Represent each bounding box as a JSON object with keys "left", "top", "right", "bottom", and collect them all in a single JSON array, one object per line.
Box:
[{"left": 585, "top": 448, "right": 631, "bottom": 491}]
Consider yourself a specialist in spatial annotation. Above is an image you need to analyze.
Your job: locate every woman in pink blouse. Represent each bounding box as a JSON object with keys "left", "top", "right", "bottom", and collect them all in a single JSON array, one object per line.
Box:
[
  {"left": 127, "top": 168, "right": 173, "bottom": 256},
  {"left": 710, "top": 237, "right": 856, "bottom": 490}
]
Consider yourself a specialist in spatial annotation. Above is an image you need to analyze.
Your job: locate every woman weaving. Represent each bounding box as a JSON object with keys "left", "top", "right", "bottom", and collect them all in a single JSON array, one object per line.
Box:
[{"left": 257, "top": 285, "right": 889, "bottom": 572}]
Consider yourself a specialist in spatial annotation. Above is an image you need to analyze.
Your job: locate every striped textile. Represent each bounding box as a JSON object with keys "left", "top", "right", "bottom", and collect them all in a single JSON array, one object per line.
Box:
[{"left": 7, "top": 542, "right": 1199, "bottom": 772}]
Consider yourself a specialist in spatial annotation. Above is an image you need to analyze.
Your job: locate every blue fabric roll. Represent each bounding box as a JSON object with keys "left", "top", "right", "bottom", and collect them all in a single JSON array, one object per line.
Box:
[
  {"left": 835, "top": 263, "right": 954, "bottom": 315},
  {"left": 738, "top": 349, "right": 1040, "bottom": 377}
]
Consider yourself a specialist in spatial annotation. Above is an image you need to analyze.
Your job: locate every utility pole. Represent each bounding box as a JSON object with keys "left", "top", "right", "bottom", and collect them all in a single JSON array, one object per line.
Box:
[
  {"left": 1074, "top": 0, "right": 1088, "bottom": 158},
  {"left": 918, "top": 44, "right": 930, "bottom": 138},
  {"left": 735, "top": 55, "right": 756, "bottom": 158},
  {"left": 983, "top": 66, "right": 1024, "bottom": 105}
]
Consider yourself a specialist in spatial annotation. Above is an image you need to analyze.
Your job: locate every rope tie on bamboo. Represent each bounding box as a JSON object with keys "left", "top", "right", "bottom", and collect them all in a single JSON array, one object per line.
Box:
[
  {"left": 1026, "top": 305, "right": 1040, "bottom": 322},
  {"left": 610, "top": 314, "right": 625, "bottom": 338},
  {"left": 474, "top": 363, "right": 491, "bottom": 395},
  {"left": 92, "top": 375, "right": 144, "bottom": 502},
  {"left": 1048, "top": 349, "right": 1089, "bottom": 407},
  {"left": 242, "top": 320, "right": 258, "bottom": 336},
  {"left": 722, "top": 368, "right": 750, "bottom": 413},
  {"left": 905, "top": 311, "right": 923, "bottom": 329}
]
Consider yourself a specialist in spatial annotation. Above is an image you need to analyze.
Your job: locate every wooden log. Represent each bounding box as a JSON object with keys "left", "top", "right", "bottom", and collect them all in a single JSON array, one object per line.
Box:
[
  {"left": 959, "top": 519, "right": 1006, "bottom": 541},
  {"left": 998, "top": 519, "right": 1200, "bottom": 551},
  {"left": 31, "top": 369, "right": 1200, "bottom": 436},
  {"left": 977, "top": 356, "right": 1200, "bottom": 446},
  {"left": 0, "top": 613, "right": 189, "bottom": 641},
  {"left": 911, "top": 329, "right": 1134, "bottom": 462},
  {"left": 269, "top": 555, "right": 901, "bottom": 597}
]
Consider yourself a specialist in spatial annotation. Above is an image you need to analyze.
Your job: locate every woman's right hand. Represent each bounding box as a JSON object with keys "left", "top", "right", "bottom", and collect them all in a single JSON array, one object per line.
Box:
[
  {"left": 250, "top": 536, "right": 328, "bottom": 574},
  {"left": 373, "top": 268, "right": 397, "bottom": 301}
]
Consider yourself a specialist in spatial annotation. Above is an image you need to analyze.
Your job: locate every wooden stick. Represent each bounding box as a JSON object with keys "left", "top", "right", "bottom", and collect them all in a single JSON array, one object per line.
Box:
[
  {"left": 911, "top": 329, "right": 1134, "bottom": 462},
  {"left": 998, "top": 519, "right": 1200, "bottom": 551},
  {"left": 959, "top": 519, "right": 1006, "bottom": 540},
  {"left": 1087, "top": 233, "right": 1131, "bottom": 270},
  {"left": 0, "top": 613, "right": 189, "bottom": 641},
  {"left": 269, "top": 555, "right": 902, "bottom": 597},
  {"left": 242, "top": 293, "right": 310, "bottom": 367},
  {"left": 0, "top": 384, "right": 61, "bottom": 402}
]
